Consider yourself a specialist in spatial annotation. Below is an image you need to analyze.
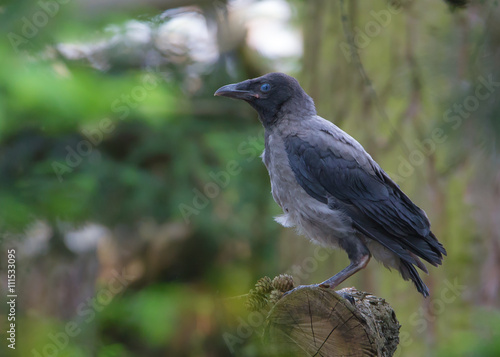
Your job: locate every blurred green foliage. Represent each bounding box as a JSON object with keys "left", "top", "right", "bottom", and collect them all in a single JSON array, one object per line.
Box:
[{"left": 1, "top": 0, "right": 500, "bottom": 357}]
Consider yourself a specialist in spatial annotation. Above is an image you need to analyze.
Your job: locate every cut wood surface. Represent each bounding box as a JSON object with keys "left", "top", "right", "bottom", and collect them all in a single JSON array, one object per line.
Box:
[{"left": 263, "top": 286, "right": 400, "bottom": 357}]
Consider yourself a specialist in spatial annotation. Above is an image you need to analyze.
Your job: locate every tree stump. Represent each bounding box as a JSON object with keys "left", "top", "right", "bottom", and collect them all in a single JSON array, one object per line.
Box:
[{"left": 263, "top": 286, "right": 400, "bottom": 357}]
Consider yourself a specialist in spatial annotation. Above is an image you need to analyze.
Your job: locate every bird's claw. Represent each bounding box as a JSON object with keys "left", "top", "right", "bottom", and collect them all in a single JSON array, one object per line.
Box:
[
  {"left": 282, "top": 284, "right": 354, "bottom": 304},
  {"left": 336, "top": 291, "right": 356, "bottom": 305},
  {"left": 282, "top": 283, "right": 330, "bottom": 297}
]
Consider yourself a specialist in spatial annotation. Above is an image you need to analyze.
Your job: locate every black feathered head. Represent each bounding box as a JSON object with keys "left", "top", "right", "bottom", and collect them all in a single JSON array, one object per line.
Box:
[{"left": 215, "top": 72, "right": 315, "bottom": 128}]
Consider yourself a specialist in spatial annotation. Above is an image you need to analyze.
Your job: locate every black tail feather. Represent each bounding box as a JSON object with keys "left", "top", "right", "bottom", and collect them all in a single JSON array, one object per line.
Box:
[{"left": 400, "top": 259, "right": 430, "bottom": 297}]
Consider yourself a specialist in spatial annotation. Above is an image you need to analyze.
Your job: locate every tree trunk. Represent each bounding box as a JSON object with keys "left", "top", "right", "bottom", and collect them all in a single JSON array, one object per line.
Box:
[{"left": 263, "top": 286, "right": 400, "bottom": 357}]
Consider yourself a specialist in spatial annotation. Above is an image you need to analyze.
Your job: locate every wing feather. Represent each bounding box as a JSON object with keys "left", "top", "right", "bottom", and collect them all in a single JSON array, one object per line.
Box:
[{"left": 284, "top": 131, "right": 446, "bottom": 267}]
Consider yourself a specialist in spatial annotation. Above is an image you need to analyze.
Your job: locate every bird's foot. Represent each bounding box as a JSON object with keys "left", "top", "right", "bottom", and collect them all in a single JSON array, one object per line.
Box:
[
  {"left": 282, "top": 283, "right": 328, "bottom": 297},
  {"left": 282, "top": 283, "right": 355, "bottom": 304}
]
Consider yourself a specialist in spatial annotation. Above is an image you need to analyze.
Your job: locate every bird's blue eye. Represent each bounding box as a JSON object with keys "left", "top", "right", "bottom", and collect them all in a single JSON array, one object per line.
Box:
[{"left": 260, "top": 83, "right": 271, "bottom": 92}]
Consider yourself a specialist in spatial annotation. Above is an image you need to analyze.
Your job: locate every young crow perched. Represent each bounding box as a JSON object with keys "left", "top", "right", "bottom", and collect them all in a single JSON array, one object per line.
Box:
[{"left": 215, "top": 72, "right": 446, "bottom": 297}]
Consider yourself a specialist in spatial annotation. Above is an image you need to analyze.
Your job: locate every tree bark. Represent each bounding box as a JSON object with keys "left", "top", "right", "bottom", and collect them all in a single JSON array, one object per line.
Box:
[{"left": 263, "top": 286, "right": 400, "bottom": 357}]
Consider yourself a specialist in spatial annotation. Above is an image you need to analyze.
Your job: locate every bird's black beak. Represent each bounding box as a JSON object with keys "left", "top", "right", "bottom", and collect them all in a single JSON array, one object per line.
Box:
[{"left": 214, "top": 82, "right": 259, "bottom": 101}]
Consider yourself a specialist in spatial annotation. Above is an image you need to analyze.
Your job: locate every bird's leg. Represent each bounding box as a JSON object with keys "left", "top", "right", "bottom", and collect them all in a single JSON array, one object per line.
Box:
[
  {"left": 319, "top": 238, "right": 371, "bottom": 289},
  {"left": 283, "top": 240, "right": 371, "bottom": 297},
  {"left": 318, "top": 254, "right": 370, "bottom": 289}
]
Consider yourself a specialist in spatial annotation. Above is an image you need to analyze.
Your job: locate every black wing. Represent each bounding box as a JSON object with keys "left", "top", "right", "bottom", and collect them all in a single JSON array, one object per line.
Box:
[{"left": 284, "top": 133, "right": 446, "bottom": 268}]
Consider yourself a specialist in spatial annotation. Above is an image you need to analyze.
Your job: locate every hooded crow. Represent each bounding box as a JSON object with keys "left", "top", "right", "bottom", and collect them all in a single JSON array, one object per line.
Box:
[{"left": 215, "top": 72, "right": 446, "bottom": 297}]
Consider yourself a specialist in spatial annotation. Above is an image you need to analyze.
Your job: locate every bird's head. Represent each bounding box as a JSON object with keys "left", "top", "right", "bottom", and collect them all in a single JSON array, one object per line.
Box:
[{"left": 214, "top": 72, "right": 315, "bottom": 128}]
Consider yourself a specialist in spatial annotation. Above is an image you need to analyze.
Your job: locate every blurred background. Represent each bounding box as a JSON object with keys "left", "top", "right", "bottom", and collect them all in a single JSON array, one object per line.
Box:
[{"left": 1, "top": 0, "right": 499, "bottom": 356}]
